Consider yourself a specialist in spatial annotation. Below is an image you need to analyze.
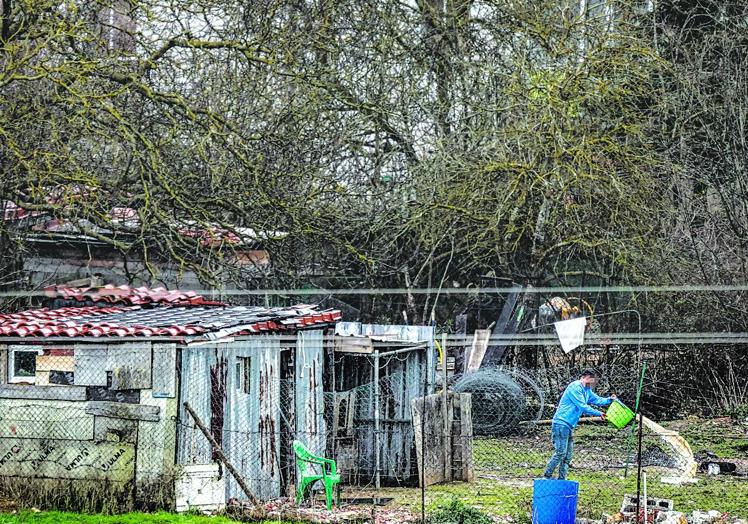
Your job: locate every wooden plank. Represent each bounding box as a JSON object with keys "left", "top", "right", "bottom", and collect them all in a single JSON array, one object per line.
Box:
[
  {"left": 465, "top": 329, "right": 491, "bottom": 373},
  {"left": 87, "top": 386, "right": 140, "bottom": 404},
  {"left": 455, "top": 393, "right": 474, "bottom": 482},
  {"left": 35, "top": 371, "right": 50, "bottom": 386},
  {"left": 0, "top": 438, "right": 134, "bottom": 481},
  {"left": 482, "top": 288, "right": 521, "bottom": 366},
  {"left": 0, "top": 398, "right": 94, "bottom": 440},
  {"left": 108, "top": 343, "right": 151, "bottom": 390},
  {"left": 454, "top": 314, "right": 467, "bottom": 375},
  {"left": 152, "top": 343, "right": 177, "bottom": 398},
  {"left": 74, "top": 345, "right": 108, "bottom": 386},
  {"left": 94, "top": 416, "right": 137, "bottom": 444},
  {"left": 136, "top": 392, "right": 178, "bottom": 484},
  {"left": 440, "top": 334, "right": 451, "bottom": 483},
  {"left": 0, "top": 385, "right": 87, "bottom": 401},
  {"left": 411, "top": 394, "right": 446, "bottom": 487},
  {"left": 0, "top": 345, "right": 6, "bottom": 384},
  {"left": 85, "top": 401, "right": 160, "bottom": 422},
  {"left": 411, "top": 392, "right": 473, "bottom": 486},
  {"left": 49, "top": 370, "right": 74, "bottom": 385},
  {"left": 36, "top": 354, "right": 75, "bottom": 372},
  {"left": 334, "top": 336, "right": 373, "bottom": 354}
]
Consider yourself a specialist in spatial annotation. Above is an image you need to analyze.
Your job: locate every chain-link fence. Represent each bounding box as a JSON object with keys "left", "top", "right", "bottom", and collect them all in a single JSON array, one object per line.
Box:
[{"left": 0, "top": 332, "right": 746, "bottom": 522}]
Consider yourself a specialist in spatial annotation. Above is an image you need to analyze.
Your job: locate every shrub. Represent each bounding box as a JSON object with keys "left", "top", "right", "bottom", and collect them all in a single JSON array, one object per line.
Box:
[{"left": 428, "top": 498, "right": 494, "bottom": 524}]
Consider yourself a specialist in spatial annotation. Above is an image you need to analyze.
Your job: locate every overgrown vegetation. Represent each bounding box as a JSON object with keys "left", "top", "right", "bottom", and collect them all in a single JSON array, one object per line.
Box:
[
  {"left": 0, "top": 511, "right": 246, "bottom": 524},
  {"left": 428, "top": 498, "right": 494, "bottom": 524}
]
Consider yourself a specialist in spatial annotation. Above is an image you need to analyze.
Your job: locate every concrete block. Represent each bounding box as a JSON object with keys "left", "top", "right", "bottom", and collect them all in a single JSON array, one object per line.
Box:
[
  {"left": 175, "top": 464, "right": 225, "bottom": 513},
  {"left": 621, "top": 494, "right": 674, "bottom": 514}
]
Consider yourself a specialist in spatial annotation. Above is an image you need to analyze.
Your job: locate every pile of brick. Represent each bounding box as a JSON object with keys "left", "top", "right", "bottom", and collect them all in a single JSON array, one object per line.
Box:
[{"left": 591, "top": 495, "right": 748, "bottom": 524}]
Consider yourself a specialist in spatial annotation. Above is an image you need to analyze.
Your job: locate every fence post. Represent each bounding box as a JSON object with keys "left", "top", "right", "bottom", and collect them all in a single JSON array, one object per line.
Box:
[
  {"left": 440, "top": 333, "right": 451, "bottom": 482},
  {"left": 374, "top": 349, "right": 381, "bottom": 490}
]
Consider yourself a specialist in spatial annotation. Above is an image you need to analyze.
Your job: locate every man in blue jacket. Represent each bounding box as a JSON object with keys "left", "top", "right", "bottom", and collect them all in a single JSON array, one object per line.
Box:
[{"left": 543, "top": 369, "right": 615, "bottom": 480}]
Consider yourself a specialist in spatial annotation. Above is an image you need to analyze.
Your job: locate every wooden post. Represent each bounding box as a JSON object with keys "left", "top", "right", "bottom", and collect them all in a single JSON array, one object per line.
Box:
[
  {"left": 440, "top": 334, "right": 451, "bottom": 482},
  {"left": 183, "top": 402, "right": 260, "bottom": 506}
]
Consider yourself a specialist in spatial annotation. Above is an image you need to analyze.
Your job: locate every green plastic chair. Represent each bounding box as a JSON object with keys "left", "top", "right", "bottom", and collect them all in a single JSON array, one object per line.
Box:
[{"left": 293, "top": 440, "right": 341, "bottom": 510}]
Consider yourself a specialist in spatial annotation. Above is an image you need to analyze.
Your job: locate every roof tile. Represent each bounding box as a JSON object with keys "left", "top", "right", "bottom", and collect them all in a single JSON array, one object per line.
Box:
[{"left": 0, "top": 286, "right": 341, "bottom": 339}]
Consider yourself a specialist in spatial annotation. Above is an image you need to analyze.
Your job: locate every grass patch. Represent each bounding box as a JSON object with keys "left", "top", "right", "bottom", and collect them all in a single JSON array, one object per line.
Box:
[
  {"left": 0, "top": 511, "right": 300, "bottom": 524},
  {"left": 380, "top": 472, "right": 748, "bottom": 519},
  {"left": 664, "top": 419, "right": 748, "bottom": 458}
]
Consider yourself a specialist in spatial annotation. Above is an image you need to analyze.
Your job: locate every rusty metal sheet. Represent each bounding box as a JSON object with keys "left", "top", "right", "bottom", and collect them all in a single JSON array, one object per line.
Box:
[
  {"left": 223, "top": 337, "right": 281, "bottom": 501},
  {"left": 295, "top": 330, "right": 325, "bottom": 455}
]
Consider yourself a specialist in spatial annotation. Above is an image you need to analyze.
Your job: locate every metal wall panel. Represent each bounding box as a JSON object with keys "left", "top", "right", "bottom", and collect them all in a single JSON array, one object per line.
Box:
[
  {"left": 223, "top": 337, "right": 281, "bottom": 501},
  {"left": 177, "top": 345, "right": 217, "bottom": 465},
  {"left": 295, "top": 330, "right": 325, "bottom": 455},
  {"left": 152, "top": 343, "right": 177, "bottom": 398},
  {"left": 178, "top": 338, "right": 283, "bottom": 502}
]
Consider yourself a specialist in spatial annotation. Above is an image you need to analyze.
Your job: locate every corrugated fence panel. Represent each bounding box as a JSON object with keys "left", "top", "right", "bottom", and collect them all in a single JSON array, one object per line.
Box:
[
  {"left": 295, "top": 330, "right": 326, "bottom": 455},
  {"left": 223, "top": 337, "right": 281, "bottom": 501},
  {"left": 177, "top": 346, "right": 217, "bottom": 465}
]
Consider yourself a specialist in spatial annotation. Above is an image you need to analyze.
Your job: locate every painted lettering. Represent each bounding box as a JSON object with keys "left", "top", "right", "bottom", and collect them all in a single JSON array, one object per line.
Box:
[
  {"left": 0, "top": 444, "right": 22, "bottom": 468},
  {"left": 100, "top": 447, "right": 126, "bottom": 471}
]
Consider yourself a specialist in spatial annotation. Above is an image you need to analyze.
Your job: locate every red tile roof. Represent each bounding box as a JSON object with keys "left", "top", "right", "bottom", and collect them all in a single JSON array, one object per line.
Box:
[
  {"left": 0, "top": 286, "right": 342, "bottom": 339},
  {"left": 3, "top": 200, "right": 278, "bottom": 248},
  {"left": 44, "top": 284, "right": 225, "bottom": 307}
]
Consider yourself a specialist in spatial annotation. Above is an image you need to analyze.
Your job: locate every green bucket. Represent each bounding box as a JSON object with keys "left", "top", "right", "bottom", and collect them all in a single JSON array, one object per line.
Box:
[{"left": 606, "top": 400, "right": 634, "bottom": 429}]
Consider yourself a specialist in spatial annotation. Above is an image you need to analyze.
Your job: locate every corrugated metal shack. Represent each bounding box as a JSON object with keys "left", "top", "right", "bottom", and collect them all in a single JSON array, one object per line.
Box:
[
  {"left": 0, "top": 285, "right": 343, "bottom": 507},
  {"left": 330, "top": 323, "right": 435, "bottom": 487}
]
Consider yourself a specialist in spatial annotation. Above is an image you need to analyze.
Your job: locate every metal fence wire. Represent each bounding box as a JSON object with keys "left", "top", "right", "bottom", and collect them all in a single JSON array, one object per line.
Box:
[{"left": 0, "top": 339, "right": 746, "bottom": 522}]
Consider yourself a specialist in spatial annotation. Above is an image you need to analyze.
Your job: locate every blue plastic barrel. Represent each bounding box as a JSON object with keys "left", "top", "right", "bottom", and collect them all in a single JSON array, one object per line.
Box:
[{"left": 532, "top": 479, "right": 579, "bottom": 524}]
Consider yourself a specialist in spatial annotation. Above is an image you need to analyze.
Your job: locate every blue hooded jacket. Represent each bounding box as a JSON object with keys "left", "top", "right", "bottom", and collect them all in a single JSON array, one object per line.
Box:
[{"left": 552, "top": 380, "right": 613, "bottom": 429}]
